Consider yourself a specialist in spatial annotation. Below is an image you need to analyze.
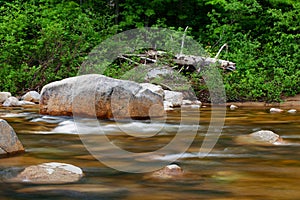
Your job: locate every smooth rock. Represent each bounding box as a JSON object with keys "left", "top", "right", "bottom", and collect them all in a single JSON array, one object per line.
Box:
[
  {"left": 164, "top": 90, "right": 183, "bottom": 107},
  {"left": 0, "top": 119, "right": 24, "bottom": 156},
  {"left": 21, "top": 91, "right": 40, "bottom": 103},
  {"left": 0, "top": 92, "right": 11, "bottom": 103},
  {"left": 140, "top": 83, "right": 164, "bottom": 97},
  {"left": 235, "top": 130, "right": 283, "bottom": 145},
  {"left": 150, "top": 164, "right": 184, "bottom": 179},
  {"left": 40, "top": 74, "right": 164, "bottom": 119},
  {"left": 230, "top": 104, "right": 238, "bottom": 110},
  {"left": 270, "top": 108, "right": 283, "bottom": 113},
  {"left": 10, "top": 162, "right": 83, "bottom": 184},
  {"left": 287, "top": 109, "right": 297, "bottom": 113},
  {"left": 2, "top": 97, "right": 19, "bottom": 107}
]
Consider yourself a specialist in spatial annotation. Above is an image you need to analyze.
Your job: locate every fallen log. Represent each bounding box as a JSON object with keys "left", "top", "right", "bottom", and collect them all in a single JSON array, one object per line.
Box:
[{"left": 119, "top": 52, "right": 236, "bottom": 72}]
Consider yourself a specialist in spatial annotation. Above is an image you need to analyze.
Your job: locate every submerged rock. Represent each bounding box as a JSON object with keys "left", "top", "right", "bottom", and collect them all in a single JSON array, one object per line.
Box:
[
  {"left": 149, "top": 164, "right": 184, "bottom": 179},
  {"left": 9, "top": 162, "right": 83, "bottom": 184},
  {"left": 235, "top": 130, "right": 283, "bottom": 145},
  {"left": 40, "top": 74, "right": 164, "bottom": 119},
  {"left": 0, "top": 92, "right": 11, "bottom": 103},
  {"left": 0, "top": 119, "right": 24, "bottom": 156}
]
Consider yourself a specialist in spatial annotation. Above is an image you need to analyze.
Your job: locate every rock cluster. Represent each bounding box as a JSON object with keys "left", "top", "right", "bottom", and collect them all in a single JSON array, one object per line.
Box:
[{"left": 0, "top": 91, "right": 40, "bottom": 107}]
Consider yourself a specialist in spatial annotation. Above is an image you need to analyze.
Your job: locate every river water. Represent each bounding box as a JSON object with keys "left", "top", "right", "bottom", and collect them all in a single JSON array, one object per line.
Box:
[{"left": 1, "top": 105, "right": 300, "bottom": 199}]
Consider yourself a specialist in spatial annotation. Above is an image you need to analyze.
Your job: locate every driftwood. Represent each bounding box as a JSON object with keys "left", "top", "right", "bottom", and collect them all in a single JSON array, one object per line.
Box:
[
  {"left": 118, "top": 50, "right": 236, "bottom": 72},
  {"left": 174, "top": 54, "right": 236, "bottom": 72}
]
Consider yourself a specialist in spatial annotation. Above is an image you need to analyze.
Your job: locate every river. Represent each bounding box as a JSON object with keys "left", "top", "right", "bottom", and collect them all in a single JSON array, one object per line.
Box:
[{"left": 1, "top": 105, "right": 300, "bottom": 199}]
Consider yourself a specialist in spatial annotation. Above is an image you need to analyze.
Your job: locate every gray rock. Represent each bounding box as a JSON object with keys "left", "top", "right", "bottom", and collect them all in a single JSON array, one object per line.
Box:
[
  {"left": 235, "top": 130, "right": 283, "bottom": 145},
  {"left": 164, "top": 90, "right": 183, "bottom": 107},
  {"left": 9, "top": 162, "right": 83, "bottom": 184},
  {"left": 2, "top": 97, "right": 20, "bottom": 107},
  {"left": 21, "top": 91, "right": 40, "bottom": 103},
  {"left": 140, "top": 83, "right": 164, "bottom": 97},
  {"left": 0, "top": 119, "right": 24, "bottom": 156},
  {"left": 40, "top": 74, "right": 164, "bottom": 119},
  {"left": 0, "top": 92, "right": 11, "bottom": 103},
  {"left": 249, "top": 130, "right": 282, "bottom": 144}
]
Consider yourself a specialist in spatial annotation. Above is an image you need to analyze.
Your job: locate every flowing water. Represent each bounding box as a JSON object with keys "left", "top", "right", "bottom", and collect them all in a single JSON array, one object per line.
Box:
[{"left": 1, "top": 105, "right": 300, "bottom": 200}]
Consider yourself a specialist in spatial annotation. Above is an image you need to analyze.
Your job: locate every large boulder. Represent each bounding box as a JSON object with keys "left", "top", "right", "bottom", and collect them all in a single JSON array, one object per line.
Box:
[
  {"left": 40, "top": 74, "right": 164, "bottom": 119},
  {"left": 9, "top": 162, "right": 83, "bottom": 184},
  {"left": 0, "top": 119, "right": 24, "bottom": 156},
  {"left": 0, "top": 92, "right": 11, "bottom": 103}
]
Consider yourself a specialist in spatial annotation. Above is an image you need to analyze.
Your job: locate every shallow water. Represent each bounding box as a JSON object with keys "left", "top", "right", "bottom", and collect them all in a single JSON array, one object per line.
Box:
[{"left": 1, "top": 105, "right": 300, "bottom": 199}]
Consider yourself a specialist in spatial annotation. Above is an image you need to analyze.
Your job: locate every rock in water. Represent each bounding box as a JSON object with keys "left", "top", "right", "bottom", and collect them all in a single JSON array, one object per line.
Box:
[
  {"left": 150, "top": 164, "right": 184, "bottom": 179},
  {"left": 164, "top": 90, "right": 183, "bottom": 107},
  {"left": 0, "top": 92, "right": 11, "bottom": 103},
  {"left": 2, "top": 97, "right": 20, "bottom": 107},
  {"left": 40, "top": 74, "right": 164, "bottom": 119},
  {"left": 21, "top": 91, "right": 40, "bottom": 103},
  {"left": 0, "top": 119, "right": 24, "bottom": 156},
  {"left": 9, "top": 162, "right": 83, "bottom": 184},
  {"left": 235, "top": 130, "right": 283, "bottom": 145}
]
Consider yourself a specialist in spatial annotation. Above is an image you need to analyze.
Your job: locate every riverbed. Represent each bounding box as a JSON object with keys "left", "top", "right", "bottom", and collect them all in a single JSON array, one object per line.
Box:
[{"left": 1, "top": 105, "right": 300, "bottom": 199}]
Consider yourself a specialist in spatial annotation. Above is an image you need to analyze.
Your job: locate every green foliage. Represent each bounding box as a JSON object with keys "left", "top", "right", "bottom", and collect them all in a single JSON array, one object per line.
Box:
[
  {"left": 0, "top": 0, "right": 299, "bottom": 102},
  {"left": 0, "top": 0, "right": 116, "bottom": 94}
]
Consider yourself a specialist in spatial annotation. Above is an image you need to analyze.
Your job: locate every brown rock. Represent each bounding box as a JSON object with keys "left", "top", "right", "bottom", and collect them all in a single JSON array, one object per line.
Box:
[
  {"left": 0, "top": 119, "right": 24, "bottom": 156},
  {"left": 150, "top": 164, "right": 184, "bottom": 179},
  {"left": 10, "top": 162, "right": 83, "bottom": 184}
]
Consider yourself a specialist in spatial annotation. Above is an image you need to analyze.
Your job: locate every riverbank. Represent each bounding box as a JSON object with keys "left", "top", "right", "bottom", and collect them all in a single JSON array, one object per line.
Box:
[{"left": 222, "top": 94, "right": 300, "bottom": 109}]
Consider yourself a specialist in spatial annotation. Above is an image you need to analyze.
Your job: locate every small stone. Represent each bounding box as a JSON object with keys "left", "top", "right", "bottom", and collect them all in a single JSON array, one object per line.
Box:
[
  {"left": 9, "top": 162, "right": 83, "bottom": 184},
  {"left": 287, "top": 109, "right": 297, "bottom": 113},
  {"left": 150, "top": 164, "right": 183, "bottom": 179},
  {"left": 164, "top": 90, "right": 183, "bottom": 107},
  {"left": 230, "top": 104, "right": 238, "bottom": 110},
  {"left": 2, "top": 97, "right": 20, "bottom": 107},
  {"left": 140, "top": 83, "right": 164, "bottom": 97},
  {"left": 270, "top": 108, "right": 283, "bottom": 113},
  {"left": 0, "top": 92, "right": 11, "bottom": 103},
  {"left": 21, "top": 91, "right": 40, "bottom": 103}
]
